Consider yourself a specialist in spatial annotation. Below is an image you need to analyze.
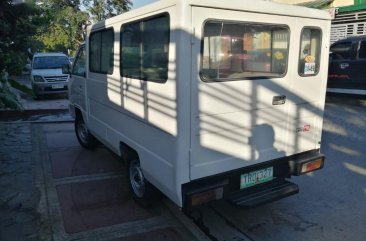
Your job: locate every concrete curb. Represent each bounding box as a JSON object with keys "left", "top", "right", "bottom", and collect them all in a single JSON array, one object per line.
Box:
[
  {"left": 0, "top": 109, "right": 69, "bottom": 121},
  {"left": 162, "top": 199, "right": 212, "bottom": 241}
]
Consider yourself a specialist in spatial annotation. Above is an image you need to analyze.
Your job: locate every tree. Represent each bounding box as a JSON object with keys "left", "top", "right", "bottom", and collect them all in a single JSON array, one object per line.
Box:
[
  {"left": 36, "top": 6, "right": 88, "bottom": 55},
  {"left": 34, "top": 0, "right": 89, "bottom": 56},
  {"left": 83, "top": 0, "right": 132, "bottom": 22},
  {"left": 0, "top": 0, "right": 43, "bottom": 109},
  {"left": 0, "top": 0, "right": 42, "bottom": 75}
]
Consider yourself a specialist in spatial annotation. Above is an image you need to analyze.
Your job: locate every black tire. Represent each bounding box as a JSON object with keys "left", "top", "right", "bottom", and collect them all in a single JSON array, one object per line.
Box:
[
  {"left": 127, "top": 158, "right": 159, "bottom": 207},
  {"left": 75, "top": 115, "right": 98, "bottom": 149}
]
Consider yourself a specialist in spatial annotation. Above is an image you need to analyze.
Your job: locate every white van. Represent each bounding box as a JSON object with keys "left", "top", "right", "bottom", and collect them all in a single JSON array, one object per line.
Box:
[
  {"left": 68, "top": 0, "right": 331, "bottom": 209},
  {"left": 31, "top": 52, "right": 70, "bottom": 99}
]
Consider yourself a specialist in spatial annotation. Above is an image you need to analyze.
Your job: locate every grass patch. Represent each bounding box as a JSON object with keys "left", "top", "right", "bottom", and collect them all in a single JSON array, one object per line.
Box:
[{"left": 8, "top": 78, "right": 35, "bottom": 97}]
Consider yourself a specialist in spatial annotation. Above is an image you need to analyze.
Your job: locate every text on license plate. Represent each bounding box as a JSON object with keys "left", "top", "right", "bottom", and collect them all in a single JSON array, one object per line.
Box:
[
  {"left": 52, "top": 84, "right": 64, "bottom": 89},
  {"left": 240, "top": 167, "right": 273, "bottom": 189}
]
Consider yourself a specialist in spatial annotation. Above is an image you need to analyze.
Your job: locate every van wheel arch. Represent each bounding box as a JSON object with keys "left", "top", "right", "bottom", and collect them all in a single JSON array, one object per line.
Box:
[{"left": 121, "top": 143, "right": 160, "bottom": 207}]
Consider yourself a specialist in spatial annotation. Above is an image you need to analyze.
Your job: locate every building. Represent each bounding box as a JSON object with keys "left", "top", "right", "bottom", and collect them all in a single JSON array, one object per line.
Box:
[
  {"left": 331, "top": 0, "right": 366, "bottom": 43},
  {"left": 274, "top": 0, "right": 366, "bottom": 43}
]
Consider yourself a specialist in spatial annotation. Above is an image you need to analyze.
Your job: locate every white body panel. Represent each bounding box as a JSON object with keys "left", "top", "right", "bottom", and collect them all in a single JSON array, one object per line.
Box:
[
  {"left": 69, "top": 0, "right": 331, "bottom": 207},
  {"left": 189, "top": 7, "right": 330, "bottom": 180}
]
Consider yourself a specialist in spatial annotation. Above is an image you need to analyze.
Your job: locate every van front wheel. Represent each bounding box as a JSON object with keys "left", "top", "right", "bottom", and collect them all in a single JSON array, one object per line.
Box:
[
  {"left": 75, "top": 116, "right": 98, "bottom": 149},
  {"left": 128, "top": 159, "right": 158, "bottom": 207}
]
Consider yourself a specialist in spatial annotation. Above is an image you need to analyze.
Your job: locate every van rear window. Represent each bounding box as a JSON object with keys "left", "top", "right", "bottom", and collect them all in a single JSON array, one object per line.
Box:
[
  {"left": 298, "top": 28, "right": 322, "bottom": 76},
  {"left": 201, "top": 21, "right": 289, "bottom": 81}
]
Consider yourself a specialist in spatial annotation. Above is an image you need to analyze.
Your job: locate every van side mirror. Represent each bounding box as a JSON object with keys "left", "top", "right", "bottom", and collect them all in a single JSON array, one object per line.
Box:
[{"left": 62, "top": 64, "right": 71, "bottom": 74}]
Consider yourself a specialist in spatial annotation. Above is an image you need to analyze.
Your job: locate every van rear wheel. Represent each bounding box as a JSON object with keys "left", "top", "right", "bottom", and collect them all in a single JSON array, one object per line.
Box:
[
  {"left": 127, "top": 159, "right": 158, "bottom": 207},
  {"left": 75, "top": 115, "right": 98, "bottom": 149}
]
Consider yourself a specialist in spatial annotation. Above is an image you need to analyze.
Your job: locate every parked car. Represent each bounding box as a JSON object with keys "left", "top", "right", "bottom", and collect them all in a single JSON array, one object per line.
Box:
[
  {"left": 328, "top": 35, "right": 366, "bottom": 95},
  {"left": 30, "top": 52, "right": 70, "bottom": 99}
]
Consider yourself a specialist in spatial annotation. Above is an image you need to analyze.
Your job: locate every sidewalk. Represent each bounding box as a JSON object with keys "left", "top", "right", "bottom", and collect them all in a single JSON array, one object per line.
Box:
[
  {"left": 1, "top": 75, "right": 71, "bottom": 122},
  {"left": 0, "top": 123, "right": 41, "bottom": 241}
]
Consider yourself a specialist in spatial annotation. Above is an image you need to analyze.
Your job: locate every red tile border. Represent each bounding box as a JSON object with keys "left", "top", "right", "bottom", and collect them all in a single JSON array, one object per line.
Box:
[
  {"left": 109, "top": 228, "right": 185, "bottom": 241},
  {"left": 56, "top": 178, "right": 157, "bottom": 234},
  {"left": 50, "top": 148, "right": 123, "bottom": 179}
]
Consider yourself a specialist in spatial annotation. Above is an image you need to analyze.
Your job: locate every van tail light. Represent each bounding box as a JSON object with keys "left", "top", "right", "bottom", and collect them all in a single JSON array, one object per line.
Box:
[
  {"left": 301, "top": 159, "right": 323, "bottom": 174},
  {"left": 191, "top": 187, "right": 224, "bottom": 207},
  {"left": 289, "top": 154, "right": 325, "bottom": 176}
]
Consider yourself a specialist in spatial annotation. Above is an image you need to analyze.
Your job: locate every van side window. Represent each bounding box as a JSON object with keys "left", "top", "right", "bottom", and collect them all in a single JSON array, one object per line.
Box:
[
  {"left": 358, "top": 41, "right": 366, "bottom": 59},
  {"left": 72, "top": 46, "right": 86, "bottom": 77},
  {"left": 89, "top": 28, "right": 114, "bottom": 74},
  {"left": 298, "top": 28, "right": 322, "bottom": 76},
  {"left": 121, "top": 14, "right": 169, "bottom": 83},
  {"left": 330, "top": 42, "right": 352, "bottom": 60},
  {"left": 201, "top": 21, "right": 289, "bottom": 81}
]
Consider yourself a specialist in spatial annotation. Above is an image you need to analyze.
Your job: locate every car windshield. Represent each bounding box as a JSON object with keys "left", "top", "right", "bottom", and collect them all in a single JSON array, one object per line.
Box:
[{"left": 33, "top": 56, "right": 70, "bottom": 69}]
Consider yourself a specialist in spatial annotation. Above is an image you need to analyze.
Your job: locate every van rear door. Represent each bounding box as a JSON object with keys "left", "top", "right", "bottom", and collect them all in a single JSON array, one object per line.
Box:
[{"left": 190, "top": 7, "right": 329, "bottom": 180}]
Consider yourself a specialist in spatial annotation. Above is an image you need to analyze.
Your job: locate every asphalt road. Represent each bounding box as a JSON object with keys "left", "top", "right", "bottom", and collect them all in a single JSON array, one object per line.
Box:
[{"left": 191, "top": 94, "right": 366, "bottom": 241}]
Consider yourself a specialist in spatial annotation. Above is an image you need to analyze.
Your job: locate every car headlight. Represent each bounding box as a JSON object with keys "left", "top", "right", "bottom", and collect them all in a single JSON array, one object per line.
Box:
[{"left": 33, "top": 75, "right": 44, "bottom": 82}]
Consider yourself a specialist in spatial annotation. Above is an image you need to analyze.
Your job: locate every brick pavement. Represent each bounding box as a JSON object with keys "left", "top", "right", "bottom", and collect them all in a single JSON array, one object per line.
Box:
[
  {"left": 0, "top": 121, "right": 207, "bottom": 241},
  {"left": 0, "top": 123, "right": 41, "bottom": 241}
]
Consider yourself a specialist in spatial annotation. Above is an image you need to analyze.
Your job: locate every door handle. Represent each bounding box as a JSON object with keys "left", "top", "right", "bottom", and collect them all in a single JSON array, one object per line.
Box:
[
  {"left": 272, "top": 95, "right": 286, "bottom": 105},
  {"left": 339, "top": 63, "right": 349, "bottom": 69}
]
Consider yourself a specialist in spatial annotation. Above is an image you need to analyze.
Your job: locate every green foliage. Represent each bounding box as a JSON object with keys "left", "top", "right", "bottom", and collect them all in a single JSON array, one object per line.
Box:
[
  {"left": 0, "top": 0, "right": 42, "bottom": 76},
  {"left": 0, "top": 72, "right": 23, "bottom": 111},
  {"left": 83, "top": 0, "right": 132, "bottom": 22},
  {"left": 35, "top": 0, "right": 132, "bottom": 55},
  {"left": 0, "top": 0, "right": 43, "bottom": 110},
  {"left": 0, "top": 0, "right": 132, "bottom": 110},
  {"left": 8, "top": 79, "right": 35, "bottom": 98},
  {"left": 35, "top": 3, "right": 89, "bottom": 55}
]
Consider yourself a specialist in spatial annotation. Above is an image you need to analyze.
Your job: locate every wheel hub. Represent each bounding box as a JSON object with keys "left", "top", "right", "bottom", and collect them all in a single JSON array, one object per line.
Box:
[{"left": 130, "top": 160, "right": 145, "bottom": 198}]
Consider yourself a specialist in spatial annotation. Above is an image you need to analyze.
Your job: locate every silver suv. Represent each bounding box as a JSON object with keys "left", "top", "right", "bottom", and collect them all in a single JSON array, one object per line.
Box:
[{"left": 30, "top": 52, "right": 70, "bottom": 99}]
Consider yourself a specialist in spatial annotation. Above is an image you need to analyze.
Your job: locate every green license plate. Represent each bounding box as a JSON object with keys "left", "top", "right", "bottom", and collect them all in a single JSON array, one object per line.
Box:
[{"left": 240, "top": 167, "right": 273, "bottom": 189}]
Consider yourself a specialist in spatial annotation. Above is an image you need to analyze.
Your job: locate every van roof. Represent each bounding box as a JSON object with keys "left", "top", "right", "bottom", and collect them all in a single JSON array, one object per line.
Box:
[
  {"left": 33, "top": 52, "right": 68, "bottom": 57},
  {"left": 91, "top": 0, "right": 331, "bottom": 30}
]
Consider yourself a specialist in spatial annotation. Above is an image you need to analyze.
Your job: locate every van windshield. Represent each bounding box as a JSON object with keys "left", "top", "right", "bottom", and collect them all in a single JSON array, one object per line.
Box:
[{"left": 33, "top": 56, "right": 70, "bottom": 69}]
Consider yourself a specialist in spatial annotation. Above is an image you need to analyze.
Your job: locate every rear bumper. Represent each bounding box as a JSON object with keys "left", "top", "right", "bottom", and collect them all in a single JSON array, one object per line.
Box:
[
  {"left": 182, "top": 149, "right": 325, "bottom": 210},
  {"left": 228, "top": 178, "right": 299, "bottom": 208}
]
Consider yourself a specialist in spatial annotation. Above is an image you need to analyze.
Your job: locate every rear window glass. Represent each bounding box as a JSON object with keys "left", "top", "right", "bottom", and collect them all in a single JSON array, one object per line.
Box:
[
  {"left": 330, "top": 42, "right": 352, "bottom": 60},
  {"left": 358, "top": 41, "right": 366, "bottom": 59},
  {"left": 201, "top": 21, "right": 289, "bottom": 81},
  {"left": 298, "top": 28, "right": 322, "bottom": 76}
]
